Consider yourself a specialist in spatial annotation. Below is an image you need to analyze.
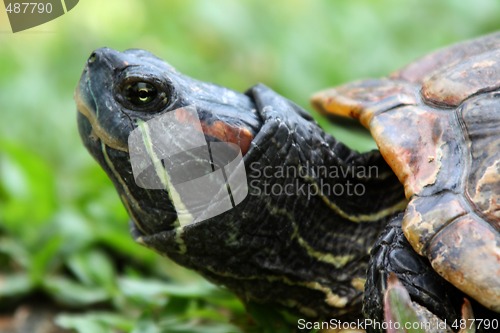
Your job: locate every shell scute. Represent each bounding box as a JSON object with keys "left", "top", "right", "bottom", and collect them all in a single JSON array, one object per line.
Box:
[
  {"left": 460, "top": 92, "right": 500, "bottom": 224},
  {"left": 393, "top": 32, "right": 500, "bottom": 83},
  {"left": 422, "top": 49, "right": 500, "bottom": 107},
  {"left": 428, "top": 215, "right": 500, "bottom": 312},
  {"left": 311, "top": 79, "right": 419, "bottom": 128},
  {"left": 371, "top": 106, "right": 462, "bottom": 198}
]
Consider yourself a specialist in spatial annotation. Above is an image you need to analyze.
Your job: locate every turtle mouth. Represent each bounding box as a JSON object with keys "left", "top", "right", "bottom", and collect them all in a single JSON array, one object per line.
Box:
[
  {"left": 75, "top": 69, "right": 130, "bottom": 152},
  {"left": 76, "top": 68, "right": 181, "bottom": 237}
]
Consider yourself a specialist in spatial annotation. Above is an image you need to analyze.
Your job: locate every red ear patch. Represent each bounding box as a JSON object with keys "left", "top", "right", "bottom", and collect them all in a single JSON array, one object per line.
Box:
[
  {"left": 200, "top": 121, "right": 253, "bottom": 156},
  {"left": 174, "top": 107, "right": 253, "bottom": 156}
]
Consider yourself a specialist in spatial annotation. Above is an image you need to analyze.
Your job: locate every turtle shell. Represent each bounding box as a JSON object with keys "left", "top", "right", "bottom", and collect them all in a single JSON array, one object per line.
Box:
[{"left": 312, "top": 32, "right": 500, "bottom": 312}]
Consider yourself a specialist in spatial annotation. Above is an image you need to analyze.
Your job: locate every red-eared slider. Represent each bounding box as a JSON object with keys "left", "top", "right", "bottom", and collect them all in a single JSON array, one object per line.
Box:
[{"left": 75, "top": 33, "right": 499, "bottom": 328}]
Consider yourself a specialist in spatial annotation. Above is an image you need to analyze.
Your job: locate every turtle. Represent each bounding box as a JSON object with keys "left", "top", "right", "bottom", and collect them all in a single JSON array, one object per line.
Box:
[{"left": 75, "top": 33, "right": 499, "bottom": 329}]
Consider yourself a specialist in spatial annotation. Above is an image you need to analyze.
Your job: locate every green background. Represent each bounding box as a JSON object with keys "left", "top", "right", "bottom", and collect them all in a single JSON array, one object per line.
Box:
[{"left": 0, "top": 1, "right": 498, "bottom": 332}]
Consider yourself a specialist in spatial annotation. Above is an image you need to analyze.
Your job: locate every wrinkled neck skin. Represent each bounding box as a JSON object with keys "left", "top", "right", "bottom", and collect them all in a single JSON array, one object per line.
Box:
[{"left": 126, "top": 84, "right": 406, "bottom": 320}]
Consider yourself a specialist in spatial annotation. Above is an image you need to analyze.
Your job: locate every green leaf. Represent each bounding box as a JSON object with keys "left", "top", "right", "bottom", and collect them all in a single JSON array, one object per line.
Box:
[
  {"left": 29, "top": 236, "right": 64, "bottom": 285},
  {"left": 384, "top": 274, "right": 427, "bottom": 333},
  {"left": 0, "top": 273, "right": 33, "bottom": 297},
  {"left": 155, "top": 316, "right": 243, "bottom": 333},
  {"left": 458, "top": 299, "right": 476, "bottom": 333},
  {"left": 43, "top": 276, "right": 110, "bottom": 306},
  {"left": 50, "top": 209, "right": 95, "bottom": 253},
  {"left": 0, "top": 236, "right": 31, "bottom": 269},
  {"left": 66, "top": 249, "right": 117, "bottom": 290},
  {"left": 131, "top": 317, "right": 161, "bottom": 333},
  {"left": 118, "top": 277, "right": 222, "bottom": 300},
  {"left": 0, "top": 141, "right": 57, "bottom": 242},
  {"left": 56, "top": 312, "right": 134, "bottom": 333},
  {"left": 245, "top": 302, "right": 294, "bottom": 333}
]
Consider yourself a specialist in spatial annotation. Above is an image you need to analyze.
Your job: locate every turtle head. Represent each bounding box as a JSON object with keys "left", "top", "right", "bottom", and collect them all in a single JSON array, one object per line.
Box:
[{"left": 76, "top": 47, "right": 262, "bottom": 236}]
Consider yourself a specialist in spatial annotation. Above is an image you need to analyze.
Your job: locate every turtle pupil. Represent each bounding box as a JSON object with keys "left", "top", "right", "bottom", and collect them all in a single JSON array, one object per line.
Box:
[{"left": 125, "top": 82, "right": 158, "bottom": 105}]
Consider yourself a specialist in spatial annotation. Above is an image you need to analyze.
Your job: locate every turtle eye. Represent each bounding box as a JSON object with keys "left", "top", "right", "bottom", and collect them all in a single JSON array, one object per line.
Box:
[
  {"left": 124, "top": 82, "right": 159, "bottom": 106},
  {"left": 116, "top": 77, "right": 172, "bottom": 112}
]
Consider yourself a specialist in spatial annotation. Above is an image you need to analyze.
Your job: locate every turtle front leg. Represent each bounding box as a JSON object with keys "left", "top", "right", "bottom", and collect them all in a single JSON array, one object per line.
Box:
[
  {"left": 364, "top": 214, "right": 500, "bottom": 333},
  {"left": 364, "top": 214, "right": 461, "bottom": 331}
]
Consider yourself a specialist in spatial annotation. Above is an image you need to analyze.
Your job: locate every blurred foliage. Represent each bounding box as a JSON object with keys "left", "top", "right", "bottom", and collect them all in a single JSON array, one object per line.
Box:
[{"left": 0, "top": 0, "right": 498, "bottom": 332}]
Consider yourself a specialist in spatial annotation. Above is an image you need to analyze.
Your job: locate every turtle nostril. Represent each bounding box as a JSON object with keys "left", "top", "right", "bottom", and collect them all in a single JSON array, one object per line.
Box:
[{"left": 88, "top": 52, "right": 97, "bottom": 64}]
